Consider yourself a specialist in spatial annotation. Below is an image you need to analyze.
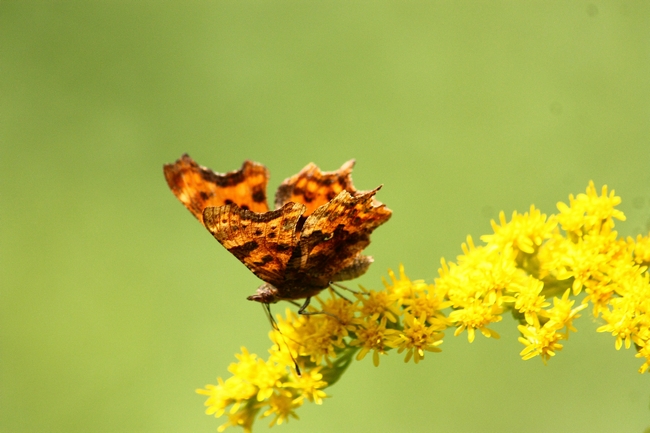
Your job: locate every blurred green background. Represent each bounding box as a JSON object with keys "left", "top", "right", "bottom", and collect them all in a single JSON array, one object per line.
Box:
[{"left": 2, "top": 1, "right": 649, "bottom": 432}]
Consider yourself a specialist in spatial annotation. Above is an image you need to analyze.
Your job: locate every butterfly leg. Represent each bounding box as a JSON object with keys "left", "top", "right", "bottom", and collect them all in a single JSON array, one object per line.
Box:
[
  {"left": 296, "top": 297, "right": 343, "bottom": 323},
  {"left": 327, "top": 284, "right": 353, "bottom": 303},
  {"left": 330, "top": 281, "right": 359, "bottom": 293},
  {"left": 330, "top": 281, "right": 360, "bottom": 296},
  {"left": 297, "top": 297, "right": 312, "bottom": 315}
]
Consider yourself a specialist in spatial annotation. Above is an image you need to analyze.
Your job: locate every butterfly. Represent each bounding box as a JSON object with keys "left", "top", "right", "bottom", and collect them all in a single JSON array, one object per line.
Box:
[{"left": 163, "top": 154, "right": 392, "bottom": 308}]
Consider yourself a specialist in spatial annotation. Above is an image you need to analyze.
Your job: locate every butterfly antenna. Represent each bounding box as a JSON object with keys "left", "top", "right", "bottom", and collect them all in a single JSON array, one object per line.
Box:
[{"left": 262, "top": 303, "right": 302, "bottom": 377}]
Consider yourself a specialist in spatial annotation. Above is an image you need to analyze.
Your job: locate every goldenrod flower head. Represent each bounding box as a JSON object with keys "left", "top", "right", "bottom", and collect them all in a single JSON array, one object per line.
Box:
[
  {"left": 215, "top": 405, "right": 258, "bottom": 433},
  {"left": 635, "top": 341, "right": 650, "bottom": 374},
  {"left": 316, "top": 292, "right": 358, "bottom": 332},
  {"left": 197, "top": 377, "right": 254, "bottom": 418},
  {"left": 385, "top": 313, "right": 443, "bottom": 363},
  {"left": 556, "top": 181, "right": 625, "bottom": 236},
  {"left": 261, "top": 391, "right": 299, "bottom": 427},
  {"left": 597, "top": 302, "right": 637, "bottom": 350},
  {"left": 382, "top": 264, "right": 416, "bottom": 305},
  {"left": 446, "top": 237, "right": 521, "bottom": 303},
  {"left": 449, "top": 299, "right": 502, "bottom": 342},
  {"left": 355, "top": 286, "right": 401, "bottom": 323},
  {"left": 284, "top": 367, "right": 328, "bottom": 405},
  {"left": 596, "top": 270, "right": 650, "bottom": 351},
  {"left": 545, "top": 289, "right": 587, "bottom": 337},
  {"left": 482, "top": 206, "right": 557, "bottom": 255},
  {"left": 296, "top": 316, "right": 343, "bottom": 365},
  {"left": 518, "top": 323, "right": 564, "bottom": 363},
  {"left": 227, "top": 349, "right": 285, "bottom": 401},
  {"left": 403, "top": 285, "right": 450, "bottom": 326},
  {"left": 628, "top": 233, "right": 650, "bottom": 267},
  {"left": 509, "top": 276, "right": 549, "bottom": 326},
  {"left": 197, "top": 349, "right": 277, "bottom": 432},
  {"left": 269, "top": 303, "right": 346, "bottom": 366},
  {"left": 349, "top": 315, "right": 390, "bottom": 366}
]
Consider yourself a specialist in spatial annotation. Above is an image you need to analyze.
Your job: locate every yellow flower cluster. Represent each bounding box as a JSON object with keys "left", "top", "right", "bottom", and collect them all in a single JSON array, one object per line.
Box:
[
  {"left": 198, "top": 181, "right": 650, "bottom": 431},
  {"left": 196, "top": 346, "right": 327, "bottom": 432}
]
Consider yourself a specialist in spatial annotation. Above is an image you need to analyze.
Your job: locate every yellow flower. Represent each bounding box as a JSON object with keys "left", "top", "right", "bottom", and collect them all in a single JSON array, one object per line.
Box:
[
  {"left": 316, "top": 292, "right": 359, "bottom": 332},
  {"left": 197, "top": 374, "right": 260, "bottom": 432},
  {"left": 441, "top": 237, "right": 521, "bottom": 305},
  {"left": 349, "top": 316, "right": 390, "bottom": 366},
  {"left": 635, "top": 341, "right": 650, "bottom": 374},
  {"left": 227, "top": 348, "right": 285, "bottom": 401},
  {"left": 449, "top": 298, "right": 502, "bottom": 342},
  {"left": 215, "top": 405, "right": 258, "bottom": 433},
  {"left": 481, "top": 206, "right": 557, "bottom": 255},
  {"left": 629, "top": 233, "right": 650, "bottom": 267},
  {"left": 260, "top": 391, "right": 300, "bottom": 427},
  {"left": 270, "top": 305, "right": 345, "bottom": 366},
  {"left": 508, "top": 276, "right": 549, "bottom": 326},
  {"left": 383, "top": 264, "right": 417, "bottom": 306},
  {"left": 597, "top": 302, "right": 637, "bottom": 350},
  {"left": 355, "top": 286, "right": 401, "bottom": 323},
  {"left": 385, "top": 313, "right": 443, "bottom": 363},
  {"left": 284, "top": 367, "right": 329, "bottom": 405},
  {"left": 556, "top": 181, "right": 625, "bottom": 236},
  {"left": 545, "top": 289, "right": 587, "bottom": 337},
  {"left": 518, "top": 324, "right": 564, "bottom": 363},
  {"left": 597, "top": 270, "right": 650, "bottom": 350}
]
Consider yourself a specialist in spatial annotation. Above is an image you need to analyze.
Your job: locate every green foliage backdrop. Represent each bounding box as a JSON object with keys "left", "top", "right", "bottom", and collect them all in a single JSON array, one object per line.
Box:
[{"left": 1, "top": 2, "right": 649, "bottom": 432}]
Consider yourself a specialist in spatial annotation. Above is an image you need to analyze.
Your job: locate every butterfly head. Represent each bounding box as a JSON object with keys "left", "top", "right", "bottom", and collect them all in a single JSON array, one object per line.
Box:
[{"left": 247, "top": 283, "right": 281, "bottom": 304}]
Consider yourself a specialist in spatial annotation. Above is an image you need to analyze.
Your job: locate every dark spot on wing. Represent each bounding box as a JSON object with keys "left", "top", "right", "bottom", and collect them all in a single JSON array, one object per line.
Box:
[
  {"left": 225, "top": 199, "right": 233, "bottom": 205},
  {"left": 296, "top": 216, "right": 307, "bottom": 232},
  {"left": 201, "top": 167, "right": 245, "bottom": 187},
  {"left": 267, "top": 231, "right": 277, "bottom": 239},
  {"left": 200, "top": 191, "right": 210, "bottom": 200},
  {"left": 302, "top": 191, "right": 315, "bottom": 202},
  {"left": 274, "top": 243, "right": 292, "bottom": 253},
  {"left": 252, "top": 187, "right": 266, "bottom": 203},
  {"left": 229, "top": 240, "right": 259, "bottom": 259},
  {"left": 253, "top": 254, "right": 274, "bottom": 266}
]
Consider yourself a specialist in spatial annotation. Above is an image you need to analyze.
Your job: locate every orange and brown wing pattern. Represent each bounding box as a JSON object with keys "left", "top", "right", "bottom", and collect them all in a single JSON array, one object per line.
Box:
[
  {"left": 286, "top": 187, "right": 392, "bottom": 287},
  {"left": 274, "top": 159, "right": 357, "bottom": 216},
  {"left": 164, "top": 154, "right": 269, "bottom": 224},
  {"left": 202, "top": 202, "right": 306, "bottom": 288}
]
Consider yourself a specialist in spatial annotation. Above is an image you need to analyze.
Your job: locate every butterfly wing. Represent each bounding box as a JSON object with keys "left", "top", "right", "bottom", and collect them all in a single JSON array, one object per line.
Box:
[
  {"left": 274, "top": 159, "right": 356, "bottom": 216},
  {"left": 285, "top": 187, "right": 392, "bottom": 287},
  {"left": 164, "top": 154, "right": 269, "bottom": 224},
  {"left": 202, "top": 202, "right": 306, "bottom": 287}
]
